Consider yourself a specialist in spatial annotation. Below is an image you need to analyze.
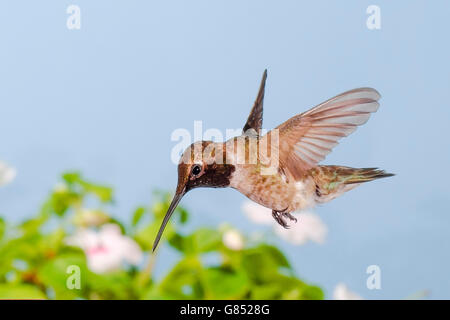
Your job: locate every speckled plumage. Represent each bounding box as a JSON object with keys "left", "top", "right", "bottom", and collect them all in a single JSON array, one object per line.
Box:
[{"left": 152, "top": 70, "right": 393, "bottom": 251}]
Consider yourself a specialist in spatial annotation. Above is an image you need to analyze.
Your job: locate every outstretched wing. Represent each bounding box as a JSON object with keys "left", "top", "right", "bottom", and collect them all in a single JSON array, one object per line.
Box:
[
  {"left": 243, "top": 69, "right": 267, "bottom": 135},
  {"left": 262, "top": 88, "right": 381, "bottom": 180}
]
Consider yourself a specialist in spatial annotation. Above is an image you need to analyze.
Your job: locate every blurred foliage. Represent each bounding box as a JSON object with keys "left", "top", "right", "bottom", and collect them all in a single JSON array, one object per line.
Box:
[{"left": 0, "top": 172, "right": 323, "bottom": 300}]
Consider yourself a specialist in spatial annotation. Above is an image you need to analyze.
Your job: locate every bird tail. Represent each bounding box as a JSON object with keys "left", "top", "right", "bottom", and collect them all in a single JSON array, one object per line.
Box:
[{"left": 311, "top": 165, "right": 394, "bottom": 203}]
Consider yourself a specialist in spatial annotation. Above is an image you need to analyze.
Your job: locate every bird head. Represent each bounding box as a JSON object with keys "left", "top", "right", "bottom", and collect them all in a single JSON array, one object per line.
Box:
[{"left": 152, "top": 141, "right": 235, "bottom": 251}]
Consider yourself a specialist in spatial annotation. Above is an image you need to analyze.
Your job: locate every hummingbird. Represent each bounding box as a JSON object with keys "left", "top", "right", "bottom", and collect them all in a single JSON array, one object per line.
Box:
[{"left": 152, "top": 69, "right": 393, "bottom": 251}]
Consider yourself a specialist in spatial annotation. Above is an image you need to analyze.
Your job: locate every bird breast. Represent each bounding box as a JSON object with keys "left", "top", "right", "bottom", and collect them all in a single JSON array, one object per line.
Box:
[{"left": 230, "top": 163, "right": 315, "bottom": 212}]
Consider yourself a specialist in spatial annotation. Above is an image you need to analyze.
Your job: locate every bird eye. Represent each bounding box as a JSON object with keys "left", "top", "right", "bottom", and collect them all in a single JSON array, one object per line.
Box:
[{"left": 191, "top": 164, "right": 202, "bottom": 177}]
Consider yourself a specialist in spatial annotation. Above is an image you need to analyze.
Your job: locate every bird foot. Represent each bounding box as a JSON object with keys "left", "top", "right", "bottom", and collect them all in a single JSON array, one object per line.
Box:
[{"left": 272, "top": 209, "right": 298, "bottom": 229}]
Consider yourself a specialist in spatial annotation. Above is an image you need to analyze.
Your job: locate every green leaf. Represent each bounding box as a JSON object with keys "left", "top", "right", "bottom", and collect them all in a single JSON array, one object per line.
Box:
[
  {"left": 250, "top": 283, "right": 285, "bottom": 299},
  {"left": 140, "top": 285, "right": 167, "bottom": 300},
  {"left": 0, "top": 174, "right": 325, "bottom": 301},
  {"left": 87, "top": 271, "right": 138, "bottom": 300},
  {"left": 167, "top": 233, "right": 185, "bottom": 252},
  {"left": 158, "top": 257, "right": 203, "bottom": 299},
  {"left": 19, "top": 210, "right": 51, "bottom": 235},
  {"left": 132, "top": 207, "right": 146, "bottom": 227},
  {"left": 134, "top": 219, "right": 175, "bottom": 251},
  {"left": 37, "top": 253, "right": 88, "bottom": 299},
  {"left": 0, "top": 237, "right": 40, "bottom": 268},
  {"left": 240, "top": 244, "right": 292, "bottom": 283},
  {"left": 48, "top": 189, "right": 81, "bottom": 217},
  {"left": 177, "top": 206, "right": 189, "bottom": 224},
  {"left": 191, "top": 228, "right": 222, "bottom": 253},
  {"left": 0, "top": 284, "right": 46, "bottom": 299},
  {"left": 62, "top": 171, "right": 113, "bottom": 203},
  {"left": 0, "top": 217, "right": 5, "bottom": 240},
  {"left": 250, "top": 275, "right": 324, "bottom": 300},
  {"left": 203, "top": 267, "right": 249, "bottom": 299},
  {"left": 82, "top": 183, "right": 113, "bottom": 203},
  {"left": 168, "top": 228, "right": 222, "bottom": 254},
  {"left": 62, "top": 172, "right": 82, "bottom": 185},
  {"left": 151, "top": 201, "right": 168, "bottom": 218},
  {"left": 298, "top": 284, "right": 324, "bottom": 300},
  {"left": 257, "top": 244, "right": 291, "bottom": 268}
]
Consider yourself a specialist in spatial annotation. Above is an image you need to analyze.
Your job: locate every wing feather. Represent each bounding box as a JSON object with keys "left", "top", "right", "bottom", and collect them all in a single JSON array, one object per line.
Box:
[
  {"left": 243, "top": 69, "right": 267, "bottom": 135},
  {"left": 261, "top": 88, "right": 381, "bottom": 180}
]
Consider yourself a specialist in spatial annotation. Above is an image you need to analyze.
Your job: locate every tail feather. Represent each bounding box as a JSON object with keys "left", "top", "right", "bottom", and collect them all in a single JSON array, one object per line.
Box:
[
  {"left": 344, "top": 167, "right": 395, "bottom": 184},
  {"left": 311, "top": 165, "right": 394, "bottom": 203}
]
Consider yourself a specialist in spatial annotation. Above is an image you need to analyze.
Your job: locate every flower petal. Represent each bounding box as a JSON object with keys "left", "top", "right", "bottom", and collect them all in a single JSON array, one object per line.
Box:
[
  {"left": 274, "top": 211, "right": 327, "bottom": 245},
  {"left": 242, "top": 201, "right": 274, "bottom": 225}
]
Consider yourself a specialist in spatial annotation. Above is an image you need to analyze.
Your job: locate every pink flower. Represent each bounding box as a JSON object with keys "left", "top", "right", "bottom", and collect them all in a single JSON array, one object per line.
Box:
[{"left": 67, "top": 224, "right": 143, "bottom": 273}]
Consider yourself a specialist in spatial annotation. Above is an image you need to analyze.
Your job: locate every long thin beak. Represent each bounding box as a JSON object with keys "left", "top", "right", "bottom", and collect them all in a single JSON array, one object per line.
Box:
[{"left": 152, "top": 190, "right": 185, "bottom": 252}]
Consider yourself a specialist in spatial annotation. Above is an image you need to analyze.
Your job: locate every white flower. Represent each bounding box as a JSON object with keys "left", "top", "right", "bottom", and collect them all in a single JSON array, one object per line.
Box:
[
  {"left": 66, "top": 223, "right": 143, "bottom": 274},
  {"left": 273, "top": 211, "right": 327, "bottom": 245},
  {"left": 242, "top": 201, "right": 273, "bottom": 225},
  {"left": 333, "top": 283, "right": 363, "bottom": 300},
  {"left": 222, "top": 229, "right": 244, "bottom": 250},
  {"left": 242, "top": 201, "right": 328, "bottom": 246},
  {"left": 0, "top": 161, "right": 16, "bottom": 187}
]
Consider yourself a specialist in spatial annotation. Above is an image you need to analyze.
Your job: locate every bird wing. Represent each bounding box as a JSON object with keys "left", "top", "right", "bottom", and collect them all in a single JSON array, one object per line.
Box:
[
  {"left": 260, "top": 88, "right": 381, "bottom": 180},
  {"left": 243, "top": 69, "right": 267, "bottom": 136}
]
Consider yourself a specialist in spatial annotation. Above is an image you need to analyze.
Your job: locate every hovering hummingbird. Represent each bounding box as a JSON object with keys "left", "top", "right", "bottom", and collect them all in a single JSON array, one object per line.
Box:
[{"left": 152, "top": 69, "right": 393, "bottom": 251}]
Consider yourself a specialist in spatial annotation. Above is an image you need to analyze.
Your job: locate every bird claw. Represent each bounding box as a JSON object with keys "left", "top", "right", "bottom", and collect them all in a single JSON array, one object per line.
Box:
[
  {"left": 284, "top": 212, "right": 298, "bottom": 223},
  {"left": 272, "top": 210, "right": 298, "bottom": 229}
]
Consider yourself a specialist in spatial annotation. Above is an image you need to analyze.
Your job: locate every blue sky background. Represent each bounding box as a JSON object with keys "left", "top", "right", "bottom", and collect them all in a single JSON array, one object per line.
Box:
[{"left": 1, "top": 1, "right": 449, "bottom": 299}]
